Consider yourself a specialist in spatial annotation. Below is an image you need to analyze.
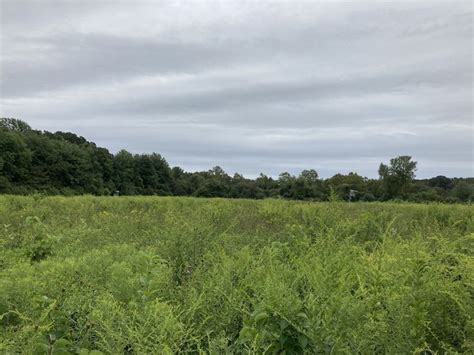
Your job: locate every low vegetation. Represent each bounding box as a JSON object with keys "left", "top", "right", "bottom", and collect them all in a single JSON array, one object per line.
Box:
[{"left": 1, "top": 196, "right": 473, "bottom": 353}]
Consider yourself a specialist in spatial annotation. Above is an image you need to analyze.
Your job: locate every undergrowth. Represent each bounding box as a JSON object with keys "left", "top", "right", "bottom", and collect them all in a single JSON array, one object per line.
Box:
[{"left": 0, "top": 196, "right": 473, "bottom": 353}]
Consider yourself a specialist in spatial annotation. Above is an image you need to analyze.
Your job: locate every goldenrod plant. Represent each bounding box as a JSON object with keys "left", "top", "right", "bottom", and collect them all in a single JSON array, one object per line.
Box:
[{"left": 0, "top": 196, "right": 473, "bottom": 353}]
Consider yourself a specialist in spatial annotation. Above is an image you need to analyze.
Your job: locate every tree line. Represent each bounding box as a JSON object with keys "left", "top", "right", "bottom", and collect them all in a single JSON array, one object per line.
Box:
[{"left": 1, "top": 118, "right": 472, "bottom": 202}]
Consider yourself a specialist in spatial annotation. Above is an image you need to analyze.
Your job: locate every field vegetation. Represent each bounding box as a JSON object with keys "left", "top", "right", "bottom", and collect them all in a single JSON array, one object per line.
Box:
[{"left": 1, "top": 196, "right": 473, "bottom": 353}]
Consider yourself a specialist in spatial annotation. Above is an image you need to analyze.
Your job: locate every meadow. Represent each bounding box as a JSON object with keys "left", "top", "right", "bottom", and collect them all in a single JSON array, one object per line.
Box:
[{"left": 0, "top": 196, "right": 473, "bottom": 354}]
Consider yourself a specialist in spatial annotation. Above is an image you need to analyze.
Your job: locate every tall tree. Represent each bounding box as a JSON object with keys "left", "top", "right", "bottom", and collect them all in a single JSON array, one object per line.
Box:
[
  {"left": 0, "top": 129, "right": 31, "bottom": 191},
  {"left": 379, "top": 156, "right": 417, "bottom": 198},
  {"left": 149, "top": 153, "right": 172, "bottom": 195},
  {"left": 0, "top": 118, "right": 31, "bottom": 132},
  {"left": 113, "top": 150, "right": 139, "bottom": 195}
]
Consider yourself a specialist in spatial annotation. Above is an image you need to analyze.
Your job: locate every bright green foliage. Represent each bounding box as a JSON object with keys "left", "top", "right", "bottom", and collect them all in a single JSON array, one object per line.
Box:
[{"left": 0, "top": 196, "right": 473, "bottom": 353}]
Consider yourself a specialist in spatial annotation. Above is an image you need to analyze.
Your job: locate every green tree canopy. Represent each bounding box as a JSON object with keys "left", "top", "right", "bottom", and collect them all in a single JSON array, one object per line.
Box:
[{"left": 379, "top": 155, "right": 417, "bottom": 198}]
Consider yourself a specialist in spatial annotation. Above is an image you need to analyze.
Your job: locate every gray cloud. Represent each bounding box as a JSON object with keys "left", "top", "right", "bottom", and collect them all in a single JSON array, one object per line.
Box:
[{"left": 1, "top": 0, "right": 472, "bottom": 178}]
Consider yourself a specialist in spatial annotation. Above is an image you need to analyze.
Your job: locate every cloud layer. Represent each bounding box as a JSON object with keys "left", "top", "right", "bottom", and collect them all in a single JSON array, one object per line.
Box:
[{"left": 1, "top": 0, "right": 472, "bottom": 178}]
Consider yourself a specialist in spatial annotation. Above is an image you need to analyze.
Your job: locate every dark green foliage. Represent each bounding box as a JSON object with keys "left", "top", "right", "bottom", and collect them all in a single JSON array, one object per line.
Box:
[
  {"left": 453, "top": 181, "right": 474, "bottom": 202},
  {"left": 326, "top": 172, "right": 367, "bottom": 200},
  {"left": 0, "top": 119, "right": 472, "bottom": 202},
  {"left": 0, "top": 129, "right": 31, "bottom": 187},
  {"left": 112, "top": 150, "right": 140, "bottom": 195},
  {"left": 0, "top": 118, "right": 31, "bottom": 132},
  {"left": 379, "top": 156, "right": 418, "bottom": 198}
]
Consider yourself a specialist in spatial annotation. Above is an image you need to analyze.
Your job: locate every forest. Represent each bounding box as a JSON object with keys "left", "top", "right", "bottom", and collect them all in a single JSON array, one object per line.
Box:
[{"left": 1, "top": 118, "right": 472, "bottom": 202}]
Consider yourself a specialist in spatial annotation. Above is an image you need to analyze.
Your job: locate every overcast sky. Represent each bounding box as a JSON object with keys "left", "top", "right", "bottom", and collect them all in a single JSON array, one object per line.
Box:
[{"left": 0, "top": 0, "right": 472, "bottom": 178}]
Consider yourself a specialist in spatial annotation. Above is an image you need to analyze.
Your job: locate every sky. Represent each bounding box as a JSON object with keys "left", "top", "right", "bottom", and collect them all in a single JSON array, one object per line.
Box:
[{"left": 0, "top": 0, "right": 472, "bottom": 178}]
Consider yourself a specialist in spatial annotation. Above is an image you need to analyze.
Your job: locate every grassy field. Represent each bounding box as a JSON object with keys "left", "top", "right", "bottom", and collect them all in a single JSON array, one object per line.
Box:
[{"left": 0, "top": 196, "right": 473, "bottom": 354}]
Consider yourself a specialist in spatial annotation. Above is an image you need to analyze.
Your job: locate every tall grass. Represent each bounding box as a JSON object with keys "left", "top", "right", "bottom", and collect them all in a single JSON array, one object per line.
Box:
[{"left": 1, "top": 196, "right": 473, "bottom": 353}]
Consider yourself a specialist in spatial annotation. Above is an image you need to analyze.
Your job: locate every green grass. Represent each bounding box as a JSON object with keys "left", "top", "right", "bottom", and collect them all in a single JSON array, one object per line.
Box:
[{"left": 1, "top": 196, "right": 473, "bottom": 354}]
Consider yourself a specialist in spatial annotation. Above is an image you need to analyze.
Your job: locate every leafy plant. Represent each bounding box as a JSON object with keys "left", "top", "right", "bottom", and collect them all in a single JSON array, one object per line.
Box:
[{"left": 0, "top": 196, "right": 472, "bottom": 353}]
